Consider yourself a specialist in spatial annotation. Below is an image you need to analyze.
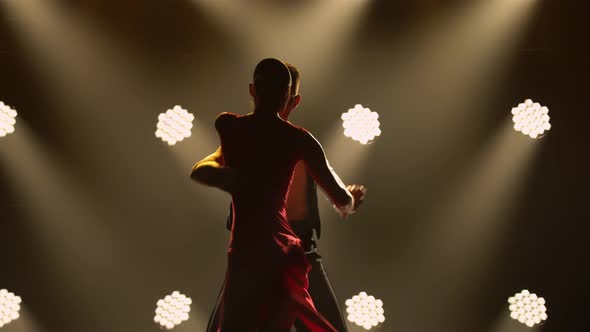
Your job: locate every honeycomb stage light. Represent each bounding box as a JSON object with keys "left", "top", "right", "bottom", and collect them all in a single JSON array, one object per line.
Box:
[
  {"left": 0, "top": 101, "right": 18, "bottom": 138},
  {"left": 342, "top": 104, "right": 381, "bottom": 145},
  {"left": 153, "top": 291, "right": 192, "bottom": 330},
  {"left": 155, "top": 105, "right": 194, "bottom": 145},
  {"left": 508, "top": 289, "right": 548, "bottom": 328},
  {"left": 511, "top": 99, "right": 551, "bottom": 139},
  {"left": 345, "top": 291, "right": 385, "bottom": 330},
  {"left": 0, "top": 289, "right": 22, "bottom": 328}
]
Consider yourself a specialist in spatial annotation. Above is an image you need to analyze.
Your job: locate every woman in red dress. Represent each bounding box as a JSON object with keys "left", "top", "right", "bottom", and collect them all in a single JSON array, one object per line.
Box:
[{"left": 192, "top": 58, "right": 363, "bottom": 331}]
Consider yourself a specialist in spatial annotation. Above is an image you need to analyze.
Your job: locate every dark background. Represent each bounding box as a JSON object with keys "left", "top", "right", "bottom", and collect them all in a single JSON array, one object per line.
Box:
[{"left": 1, "top": 1, "right": 588, "bottom": 331}]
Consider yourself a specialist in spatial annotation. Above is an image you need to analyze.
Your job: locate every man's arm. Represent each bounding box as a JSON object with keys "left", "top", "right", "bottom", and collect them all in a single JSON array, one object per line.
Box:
[
  {"left": 191, "top": 146, "right": 224, "bottom": 174},
  {"left": 190, "top": 146, "right": 235, "bottom": 192}
]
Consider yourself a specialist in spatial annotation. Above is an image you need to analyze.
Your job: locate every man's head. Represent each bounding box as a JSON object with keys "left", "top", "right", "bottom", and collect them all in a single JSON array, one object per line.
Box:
[
  {"left": 279, "top": 63, "right": 302, "bottom": 120},
  {"left": 249, "top": 58, "right": 292, "bottom": 114}
]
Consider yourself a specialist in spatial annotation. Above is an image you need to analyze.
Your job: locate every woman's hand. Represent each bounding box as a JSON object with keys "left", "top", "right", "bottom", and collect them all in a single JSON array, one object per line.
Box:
[
  {"left": 347, "top": 184, "right": 367, "bottom": 210},
  {"left": 333, "top": 184, "right": 367, "bottom": 219}
]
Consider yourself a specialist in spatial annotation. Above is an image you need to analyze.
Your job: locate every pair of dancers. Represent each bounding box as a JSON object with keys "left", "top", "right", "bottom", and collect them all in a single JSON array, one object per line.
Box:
[{"left": 191, "top": 58, "right": 366, "bottom": 332}]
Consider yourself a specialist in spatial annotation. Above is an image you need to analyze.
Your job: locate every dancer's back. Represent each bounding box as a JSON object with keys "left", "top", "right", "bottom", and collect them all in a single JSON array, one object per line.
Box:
[
  {"left": 201, "top": 58, "right": 354, "bottom": 331},
  {"left": 217, "top": 112, "right": 308, "bottom": 257}
]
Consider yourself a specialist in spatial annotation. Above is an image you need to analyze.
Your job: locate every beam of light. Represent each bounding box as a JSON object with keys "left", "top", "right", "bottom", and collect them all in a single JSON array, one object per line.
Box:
[
  {"left": 488, "top": 313, "right": 543, "bottom": 332},
  {"left": 0, "top": 0, "right": 150, "bottom": 115},
  {"left": 1, "top": 306, "right": 47, "bottom": 332},
  {"left": 344, "top": 291, "right": 385, "bottom": 330},
  {"left": 154, "top": 291, "right": 192, "bottom": 330},
  {"left": 2, "top": 0, "right": 224, "bottom": 207},
  {"left": 0, "top": 123, "right": 133, "bottom": 329},
  {"left": 422, "top": 121, "right": 540, "bottom": 244},
  {"left": 0, "top": 0, "right": 194, "bottom": 151},
  {"left": 0, "top": 0, "right": 167, "bottom": 165},
  {"left": 0, "top": 101, "right": 18, "bottom": 138},
  {"left": 508, "top": 290, "right": 548, "bottom": 328},
  {"left": 356, "top": 0, "right": 539, "bottom": 172},
  {"left": 398, "top": 0, "right": 538, "bottom": 104},
  {"left": 0, "top": 289, "right": 22, "bottom": 328},
  {"left": 0, "top": 123, "right": 214, "bottom": 331},
  {"left": 511, "top": 100, "right": 551, "bottom": 139},
  {"left": 335, "top": 6, "right": 542, "bottom": 326},
  {"left": 155, "top": 106, "right": 195, "bottom": 146},
  {"left": 342, "top": 104, "right": 381, "bottom": 145},
  {"left": 324, "top": 0, "right": 541, "bottom": 223},
  {"left": 394, "top": 120, "right": 541, "bottom": 329},
  {"left": 2, "top": 7, "right": 234, "bottom": 327},
  {"left": 0, "top": 124, "right": 123, "bottom": 268},
  {"left": 190, "top": 0, "right": 370, "bottom": 83}
]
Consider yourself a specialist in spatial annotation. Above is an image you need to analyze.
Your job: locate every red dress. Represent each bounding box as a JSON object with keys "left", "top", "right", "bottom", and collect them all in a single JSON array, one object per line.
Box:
[{"left": 215, "top": 112, "right": 337, "bottom": 332}]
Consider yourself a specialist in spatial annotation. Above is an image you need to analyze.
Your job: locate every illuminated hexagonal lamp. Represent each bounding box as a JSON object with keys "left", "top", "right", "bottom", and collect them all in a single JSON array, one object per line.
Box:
[
  {"left": 342, "top": 104, "right": 381, "bottom": 145},
  {"left": 0, "top": 289, "right": 22, "bottom": 328},
  {"left": 508, "top": 289, "right": 548, "bottom": 328},
  {"left": 155, "top": 105, "right": 194, "bottom": 145},
  {"left": 0, "top": 101, "right": 18, "bottom": 138},
  {"left": 345, "top": 291, "right": 385, "bottom": 330},
  {"left": 153, "top": 291, "right": 192, "bottom": 330},
  {"left": 511, "top": 99, "right": 551, "bottom": 139}
]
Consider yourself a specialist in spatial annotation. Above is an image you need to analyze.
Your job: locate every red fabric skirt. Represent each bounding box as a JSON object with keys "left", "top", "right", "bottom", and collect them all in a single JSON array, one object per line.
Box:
[{"left": 217, "top": 248, "right": 337, "bottom": 332}]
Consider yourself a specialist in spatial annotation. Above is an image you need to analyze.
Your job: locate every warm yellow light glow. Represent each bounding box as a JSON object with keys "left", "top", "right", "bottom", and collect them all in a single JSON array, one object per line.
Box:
[
  {"left": 154, "top": 291, "right": 192, "bottom": 330},
  {"left": 342, "top": 104, "right": 381, "bottom": 145},
  {"left": 155, "top": 106, "right": 195, "bottom": 146},
  {"left": 345, "top": 291, "right": 385, "bottom": 330},
  {"left": 0, "top": 289, "right": 22, "bottom": 328},
  {"left": 0, "top": 101, "right": 18, "bottom": 138},
  {"left": 191, "top": 0, "right": 370, "bottom": 82},
  {"left": 508, "top": 290, "right": 548, "bottom": 327},
  {"left": 511, "top": 99, "right": 551, "bottom": 139}
]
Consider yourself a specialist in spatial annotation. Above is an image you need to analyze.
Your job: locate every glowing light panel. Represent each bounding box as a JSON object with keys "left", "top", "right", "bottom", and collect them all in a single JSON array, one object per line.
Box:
[
  {"left": 154, "top": 291, "right": 192, "bottom": 330},
  {"left": 345, "top": 291, "right": 385, "bottom": 330},
  {"left": 342, "top": 104, "right": 381, "bottom": 144},
  {"left": 0, "top": 289, "right": 22, "bottom": 328},
  {"left": 508, "top": 289, "right": 548, "bottom": 328},
  {"left": 0, "top": 101, "right": 18, "bottom": 138},
  {"left": 511, "top": 99, "right": 551, "bottom": 139},
  {"left": 155, "top": 105, "right": 194, "bottom": 145}
]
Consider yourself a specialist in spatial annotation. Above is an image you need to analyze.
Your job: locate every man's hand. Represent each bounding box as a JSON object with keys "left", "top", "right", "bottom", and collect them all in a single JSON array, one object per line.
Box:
[{"left": 347, "top": 184, "right": 367, "bottom": 210}]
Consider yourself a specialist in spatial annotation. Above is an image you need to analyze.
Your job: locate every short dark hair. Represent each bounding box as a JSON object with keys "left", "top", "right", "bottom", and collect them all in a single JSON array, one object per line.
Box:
[{"left": 253, "top": 58, "right": 292, "bottom": 110}]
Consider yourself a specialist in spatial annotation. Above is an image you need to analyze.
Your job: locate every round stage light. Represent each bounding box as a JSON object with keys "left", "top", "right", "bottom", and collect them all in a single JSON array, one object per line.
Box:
[
  {"left": 345, "top": 291, "right": 385, "bottom": 330},
  {"left": 0, "top": 289, "right": 22, "bottom": 328},
  {"left": 511, "top": 99, "right": 551, "bottom": 139},
  {"left": 153, "top": 291, "right": 192, "bottom": 330},
  {"left": 0, "top": 101, "right": 18, "bottom": 138},
  {"left": 155, "top": 105, "right": 194, "bottom": 145},
  {"left": 341, "top": 104, "right": 381, "bottom": 145},
  {"left": 508, "top": 289, "right": 548, "bottom": 327}
]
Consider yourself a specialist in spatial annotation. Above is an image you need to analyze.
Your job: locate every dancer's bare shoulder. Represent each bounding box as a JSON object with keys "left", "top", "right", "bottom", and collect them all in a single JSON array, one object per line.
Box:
[{"left": 215, "top": 112, "right": 239, "bottom": 132}]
